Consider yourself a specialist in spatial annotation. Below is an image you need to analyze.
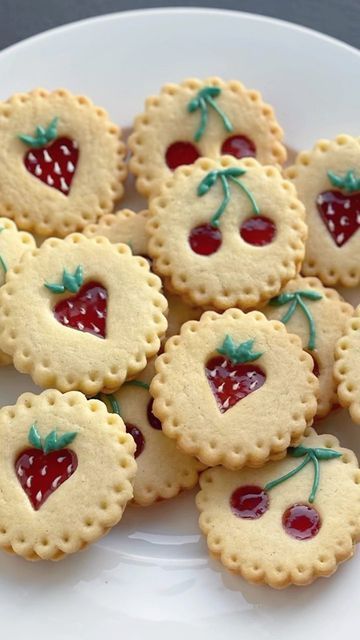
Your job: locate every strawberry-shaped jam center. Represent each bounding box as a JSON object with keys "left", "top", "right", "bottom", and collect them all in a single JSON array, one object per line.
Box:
[
  {"left": 54, "top": 281, "right": 107, "bottom": 338},
  {"left": 221, "top": 135, "right": 256, "bottom": 159},
  {"left": 147, "top": 399, "right": 162, "bottom": 430},
  {"left": 165, "top": 141, "right": 200, "bottom": 170},
  {"left": 282, "top": 503, "right": 321, "bottom": 540},
  {"left": 24, "top": 137, "right": 79, "bottom": 195},
  {"left": 240, "top": 215, "right": 276, "bottom": 246},
  {"left": 205, "top": 355, "right": 265, "bottom": 413},
  {"left": 230, "top": 485, "right": 269, "bottom": 519},
  {"left": 15, "top": 447, "right": 77, "bottom": 510},
  {"left": 125, "top": 423, "right": 145, "bottom": 458},
  {"left": 189, "top": 223, "right": 222, "bottom": 255},
  {"left": 316, "top": 189, "right": 360, "bottom": 247}
]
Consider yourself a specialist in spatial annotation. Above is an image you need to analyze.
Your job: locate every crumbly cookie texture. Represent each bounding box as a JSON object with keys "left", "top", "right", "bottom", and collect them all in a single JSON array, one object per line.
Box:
[
  {"left": 150, "top": 308, "right": 318, "bottom": 470},
  {"left": 0, "top": 88, "right": 126, "bottom": 237},
  {"left": 196, "top": 429, "right": 360, "bottom": 588},
  {"left": 0, "top": 234, "right": 167, "bottom": 394},
  {"left": 0, "top": 218, "right": 36, "bottom": 366},
  {"left": 84, "top": 209, "right": 150, "bottom": 257},
  {"left": 334, "top": 306, "right": 360, "bottom": 424},
  {"left": 147, "top": 155, "right": 307, "bottom": 311},
  {"left": 99, "top": 361, "right": 203, "bottom": 506},
  {"left": 129, "top": 77, "right": 286, "bottom": 197},
  {"left": 262, "top": 275, "right": 353, "bottom": 417},
  {"left": 284, "top": 135, "right": 360, "bottom": 286},
  {"left": 0, "top": 389, "right": 136, "bottom": 561}
]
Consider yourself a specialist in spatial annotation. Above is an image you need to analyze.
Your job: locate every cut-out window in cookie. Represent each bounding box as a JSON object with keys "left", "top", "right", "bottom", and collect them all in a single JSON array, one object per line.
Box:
[{"left": 316, "top": 169, "right": 360, "bottom": 247}]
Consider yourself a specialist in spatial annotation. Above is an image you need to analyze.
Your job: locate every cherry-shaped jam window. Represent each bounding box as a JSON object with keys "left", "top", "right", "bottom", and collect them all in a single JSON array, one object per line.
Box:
[
  {"left": 147, "top": 399, "right": 162, "bottom": 430},
  {"left": 15, "top": 425, "right": 78, "bottom": 510},
  {"left": 316, "top": 170, "right": 360, "bottom": 247},
  {"left": 230, "top": 485, "right": 269, "bottom": 519},
  {"left": 125, "top": 423, "right": 145, "bottom": 458},
  {"left": 240, "top": 216, "right": 276, "bottom": 246},
  {"left": 165, "top": 142, "right": 200, "bottom": 170},
  {"left": 45, "top": 266, "right": 107, "bottom": 339},
  {"left": 206, "top": 336, "right": 265, "bottom": 413},
  {"left": 221, "top": 135, "right": 256, "bottom": 160},
  {"left": 189, "top": 224, "right": 222, "bottom": 256},
  {"left": 282, "top": 503, "right": 321, "bottom": 540},
  {"left": 19, "top": 117, "right": 78, "bottom": 195}
]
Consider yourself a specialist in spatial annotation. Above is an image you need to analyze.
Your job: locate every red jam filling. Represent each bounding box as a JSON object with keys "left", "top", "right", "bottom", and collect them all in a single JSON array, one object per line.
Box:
[
  {"left": 316, "top": 189, "right": 360, "bottom": 247},
  {"left": 125, "top": 423, "right": 145, "bottom": 458},
  {"left": 147, "top": 399, "right": 162, "bottom": 430},
  {"left": 165, "top": 141, "right": 200, "bottom": 170},
  {"left": 189, "top": 223, "right": 222, "bottom": 255},
  {"left": 240, "top": 216, "right": 276, "bottom": 246},
  {"left": 54, "top": 281, "right": 107, "bottom": 339},
  {"left": 15, "top": 447, "right": 78, "bottom": 510},
  {"left": 221, "top": 134, "right": 256, "bottom": 159},
  {"left": 282, "top": 503, "right": 321, "bottom": 540},
  {"left": 205, "top": 355, "right": 265, "bottom": 413},
  {"left": 230, "top": 485, "right": 269, "bottom": 519},
  {"left": 308, "top": 351, "right": 320, "bottom": 378},
  {"left": 24, "top": 137, "right": 79, "bottom": 195}
]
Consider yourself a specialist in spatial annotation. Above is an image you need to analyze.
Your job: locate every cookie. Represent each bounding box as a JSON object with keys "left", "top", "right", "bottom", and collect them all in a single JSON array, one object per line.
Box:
[
  {"left": 97, "top": 361, "right": 203, "bottom": 506},
  {"left": 285, "top": 135, "right": 360, "bottom": 286},
  {"left": 129, "top": 77, "right": 286, "bottom": 197},
  {"left": 196, "top": 429, "right": 360, "bottom": 588},
  {"left": 150, "top": 308, "right": 318, "bottom": 470},
  {"left": 84, "top": 209, "right": 150, "bottom": 257},
  {"left": 0, "top": 389, "right": 136, "bottom": 561},
  {"left": 0, "top": 218, "right": 36, "bottom": 366},
  {"left": 0, "top": 88, "right": 126, "bottom": 238},
  {"left": 263, "top": 275, "right": 353, "bottom": 417},
  {"left": 165, "top": 292, "right": 202, "bottom": 339},
  {"left": 0, "top": 234, "right": 167, "bottom": 394},
  {"left": 333, "top": 307, "right": 360, "bottom": 423},
  {"left": 147, "top": 156, "right": 307, "bottom": 310}
]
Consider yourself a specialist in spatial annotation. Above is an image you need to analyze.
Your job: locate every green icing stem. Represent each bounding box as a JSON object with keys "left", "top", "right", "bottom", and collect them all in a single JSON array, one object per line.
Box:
[
  {"left": 269, "top": 290, "right": 322, "bottom": 351},
  {"left": 187, "top": 87, "right": 233, "bottom": 142},
  {"left": 211, "top": 173, "right": 231, "bottom": 228},
  {"left": 264, "top": 445, "right": 341, "bottom": 503},
  {"left": 95, "top": 392, "right": 121, "bottom": 416},
  {"left": 125, "top": 380, "right": 150, "bottom": 391},
  {"left": 228, "top": 176, "right": 260, "bottom": 216}
]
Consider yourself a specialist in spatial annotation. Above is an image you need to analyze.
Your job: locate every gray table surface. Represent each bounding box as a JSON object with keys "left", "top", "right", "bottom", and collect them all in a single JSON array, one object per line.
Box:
[{"left": 0, "top": 0, "right": 359, "bottom": 51}]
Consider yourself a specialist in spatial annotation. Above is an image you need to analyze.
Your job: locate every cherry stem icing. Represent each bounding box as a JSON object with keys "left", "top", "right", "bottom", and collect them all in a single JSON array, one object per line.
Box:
[
  {"left": 264, "top": 444, "right": 341, "bottom": 503},
  {"left": 217, "top": 335, "right": 263, "bottom": 364},
  {"left": 197, "top": 168, "right": 260, "bottom": 228},
  {"left": 28, "top": 422, "right": 77, "bottom": 454},
  {"left": 95, "top": 380, "right": 150, "bottom": 417},
  {"left": 269, "top": 289, "right": 322, "bottom": 351},
  {"left": 18, "top": 117, "right": 59, "bottom": 148},
  {"left": 45, "top": 265, "right": 84, "bottom": 294},
  {"left": 328, "top": 169, "right": 360, "bottom": 193},
  {"left": 187, "top": 86, "right": 233, "bottom": 142}
]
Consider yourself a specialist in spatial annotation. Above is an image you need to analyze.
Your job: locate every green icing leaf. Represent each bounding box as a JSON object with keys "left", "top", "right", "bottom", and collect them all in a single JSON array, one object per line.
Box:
[
  {"left": 18, "top": 116, "right": 59, "bottom": 148},
  {"left": 270, "top": 292, "right": 295, "bottom": 306},
  {"left": 291, "top": 444, "right": 312, "bottom": 458},
  {"left": 217, "top": 335, "right": 263, "bottom": 364},
  {"left": 44, "top": 265, "right": 84, "bottom": 294},
  {"left": 0, "top": 255, "right": 8, "bottom": 274},
  {"left": 312, "top": 447, "right": 342, "bottom": 460},
  {"left": 57, "top": 431, "right": 77, "bottom": 449},
  {"left": 125, "top": 380, "right": 150, "bottom": 391},
  {"left": 197, "top": 170, "right": 218, "bottom": 196},
  {"left": 328, "top": 169, "right": 360, "bottom": 193},
  {"left": 43, "top": 430, "right": 58, "bottom": 454},
  {"left": 28, "top": 423, "right": 42, "bottom": 449}
]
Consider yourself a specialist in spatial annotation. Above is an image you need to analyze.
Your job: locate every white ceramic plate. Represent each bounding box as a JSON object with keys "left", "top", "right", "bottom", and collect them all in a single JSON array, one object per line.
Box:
[{"left": 0, "top": 8, "right": 359, "bottom": 639}]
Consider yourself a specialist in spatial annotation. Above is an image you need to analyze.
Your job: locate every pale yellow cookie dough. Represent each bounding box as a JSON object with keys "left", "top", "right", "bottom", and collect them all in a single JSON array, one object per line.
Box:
[
  {"left": 0, "top": 234, "right": 167, "bottom": 394},
  {"left": 84, "top": 209, "right": 150, "bottom": 256},
  {"left": 197, "top": 429, "right": 360, "bottom": 588},
  {"left": 334, "top": 306, "right": 360, "bottom": 424},
  {"left": 148, "top": 156, "right": 307, "bottom": 310},
  {"left": 129, "top": 77, "right": 286, "bottom": 197},
  {"left": 285, "top": 135, "right": 360, "bottom": 286},
  {"left": 0, "top": 389, "right": 136, "bottom": 561},
  {"left": 151, "top": 308, "right": 318, "bottom": 469},
  {"left": 0, "top": 88, "right": 126, "bottom": 237},
  {"left": 263, "top": 275, "right": 353, "bottom": 417}
]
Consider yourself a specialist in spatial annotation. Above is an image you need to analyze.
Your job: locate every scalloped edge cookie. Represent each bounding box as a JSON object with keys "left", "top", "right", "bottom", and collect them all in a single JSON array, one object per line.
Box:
[
  {"left": 333, "top": 306, "right": 360, "bottom": 423},
  {"left": 150, "top": 308, "right": 318, "bottom": 470},
  {"left": 83, "top": 209, "right": 150, "bottom": 257},
  {"left": 284, "top": 134, "right": 360, "bottom": 287},
  {"left": 196, "top": 428, "right": 360, "bottom": 588},
  {"left": 0, "top": 389, "right": 136, "bottom": 561},
  {"left": 129, "top": 77, "right": 287, "bottom": 197},
  {"left": 0, "top": 88, "right": 127, "bottom": 237}
]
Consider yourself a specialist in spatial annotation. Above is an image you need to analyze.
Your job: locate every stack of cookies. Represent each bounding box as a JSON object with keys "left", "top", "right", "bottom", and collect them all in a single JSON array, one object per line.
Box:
[{"left": 0, "top": 80, "right": 359, "bottom": 588}]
